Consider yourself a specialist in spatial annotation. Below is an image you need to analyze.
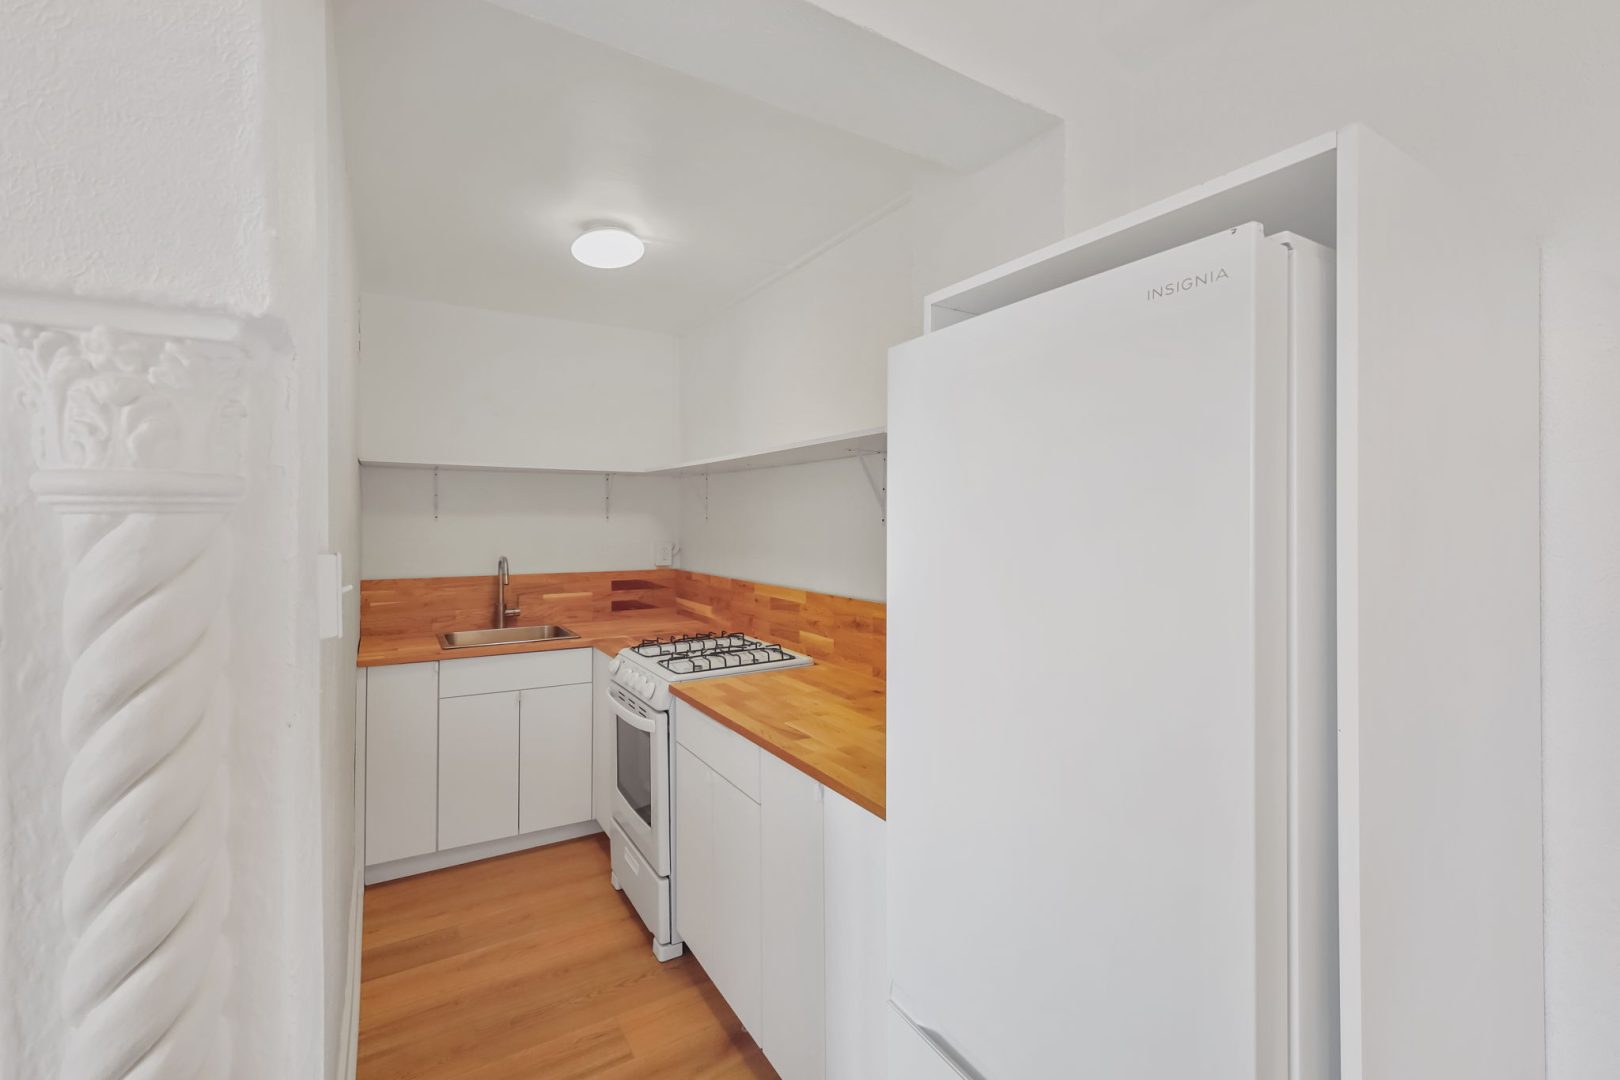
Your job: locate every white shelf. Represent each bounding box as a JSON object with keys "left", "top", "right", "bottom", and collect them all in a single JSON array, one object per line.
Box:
[
  {"left": 924, "top": 132, "right": 1338, "bottom": 331},
  {"left": 645, "top": 428, "right": 886, "bottom": 477},
  {"left": 360, "top": 427, "right": 886, "bottom": 477}
]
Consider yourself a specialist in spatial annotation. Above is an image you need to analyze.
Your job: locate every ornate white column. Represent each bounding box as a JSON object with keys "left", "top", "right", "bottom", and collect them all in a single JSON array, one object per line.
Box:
[{"left": 5, "top": 320, "right": 249, "bottom": 1080}]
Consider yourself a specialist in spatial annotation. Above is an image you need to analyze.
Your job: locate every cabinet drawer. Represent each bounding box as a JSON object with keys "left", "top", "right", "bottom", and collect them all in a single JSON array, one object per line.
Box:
[
  {"left": 438, "top": 648, "right": 590, "bottom": 698},
  {"left": 675, "top": 700, "right": 760, "bottom": 802}
]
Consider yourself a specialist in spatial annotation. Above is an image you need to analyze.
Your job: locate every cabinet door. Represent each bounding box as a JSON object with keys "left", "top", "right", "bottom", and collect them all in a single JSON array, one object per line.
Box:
[
  {"left": 438, "top": 691, "right": 519, "bottom": 850},
  {"left": 365, "top": 662, "right": 439, "bottom": 865},
  {"left": 673, "top": 744, "right": 712, "bottom": 956},
  {"left": 591, "top": 650, "right": 614, "bottom": 833},
  {"left": 761, "top": 755, "right": 826, "bottom": 1080},
  {"left": 825, "top": 791, "right": 887, "bottom": 1080},
  {"left": 519, "top": 682, "right": 592, "bottom": 834},
  {"left": 711, "top": 773, "right": 763, "bottom": 1039}
]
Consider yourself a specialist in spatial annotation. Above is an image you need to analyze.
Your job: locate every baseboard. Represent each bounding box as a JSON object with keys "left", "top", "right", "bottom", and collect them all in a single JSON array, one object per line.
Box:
[
  {"left": 364, "top": 820, "right": 603, "bottom": 885},
  {"left": 336, "top": 862, "right": 364, "bottom": 1080}
]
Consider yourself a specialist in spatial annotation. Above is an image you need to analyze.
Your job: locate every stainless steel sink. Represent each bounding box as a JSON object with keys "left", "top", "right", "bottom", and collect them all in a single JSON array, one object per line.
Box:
[{"left": 438, "top": 624, "right": 579, "bottom": 649}]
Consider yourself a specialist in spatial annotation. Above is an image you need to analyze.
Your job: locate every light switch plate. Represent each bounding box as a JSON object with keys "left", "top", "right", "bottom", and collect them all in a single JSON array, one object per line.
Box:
[{"left": 316, "top": 552, "right": 350, "bottom": 639}]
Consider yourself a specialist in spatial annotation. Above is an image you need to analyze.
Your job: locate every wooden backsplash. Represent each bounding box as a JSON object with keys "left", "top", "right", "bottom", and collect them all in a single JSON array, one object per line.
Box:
[
  {"left": 359, "top": 569, "right": 679, "bottom": 636},
  {"left": 359, "top": 568, "right": 886, "bottom": 679},
  {"left": 671, "top": 570, "right": 886, "bottom": 679}
]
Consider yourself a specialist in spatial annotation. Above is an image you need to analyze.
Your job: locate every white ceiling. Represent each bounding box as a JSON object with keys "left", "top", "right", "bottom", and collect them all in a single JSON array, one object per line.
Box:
[
  {"left": 334, "top": 0, "right": 937, "bottom": 333},
  {"left": 489, "top": 0, "right": 1058, "bottom": 172}
]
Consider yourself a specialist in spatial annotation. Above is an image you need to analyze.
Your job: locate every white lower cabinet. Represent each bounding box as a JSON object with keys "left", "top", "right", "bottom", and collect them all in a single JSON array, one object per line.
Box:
[
  {"left": 364, "top": 661, "right": 440, "bottom": 865},
  {"left": 675, "top": 701, "right": 887, "bottom": 1080},
  {"left": 438, "top": 691, "right": 520, "bottom": 850},
  {"left": 519, "top": 682, "right": 592, "bottom": 833},
  {"left": 674, "top": 744, "right": 713, "bottom": 955},
  {"left": 364, "top": 648, "right": 601, "bottom": 876},
  {"left": 761, "top": 755, "right": 826, "bottom": 1080},
  {"left": 824, "top": 790, "right": 888, "bottom": 1080},
  {"left": 711, "top": 769, "right": 764, "bottom": 1037},
  {"left": 674, "top": 737, "right": 763, "bottom": 1038}
]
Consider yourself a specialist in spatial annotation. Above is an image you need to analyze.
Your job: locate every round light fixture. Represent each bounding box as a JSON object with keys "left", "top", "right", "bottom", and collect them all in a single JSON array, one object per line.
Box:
[{"left": 571, "top": 227, "right": 645, "bottom": 269}]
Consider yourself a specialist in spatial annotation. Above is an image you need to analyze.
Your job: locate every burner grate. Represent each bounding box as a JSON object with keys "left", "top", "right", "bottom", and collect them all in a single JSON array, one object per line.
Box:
[
  {"left": 659, "top": 642, "right": 794, "bottom": 675},
  {"left": 633, "top": 631, "right": 754, "bottom": 658}
]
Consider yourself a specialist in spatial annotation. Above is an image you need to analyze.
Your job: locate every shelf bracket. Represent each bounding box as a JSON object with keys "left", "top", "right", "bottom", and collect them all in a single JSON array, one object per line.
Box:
[
  {"left": 604, "top": 473, "right": 612, "bottom": 520},
  {"left": 703, "top": 473, "right": 710, "bottom": 523},
  {"left": 432, "top": 465, "right": 440, "bottom": 521},
  {"left": 858, "top": 452, "right": 887, "bottom": 525}
]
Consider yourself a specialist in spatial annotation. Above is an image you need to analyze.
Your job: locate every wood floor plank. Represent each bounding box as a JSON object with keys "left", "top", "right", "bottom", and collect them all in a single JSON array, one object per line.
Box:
[{"left": 358, "top": 835, "right": 778, "bottom": 1079}]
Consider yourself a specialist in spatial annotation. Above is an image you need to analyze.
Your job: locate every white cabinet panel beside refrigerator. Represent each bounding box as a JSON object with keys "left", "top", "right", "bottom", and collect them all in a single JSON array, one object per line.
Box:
[{"left": 887, "top": 224, "right": 1336, "bottom": 1078}]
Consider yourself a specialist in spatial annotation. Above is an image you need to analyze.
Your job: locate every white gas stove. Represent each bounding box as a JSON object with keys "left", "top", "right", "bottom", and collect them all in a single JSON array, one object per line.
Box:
[{"left": 605, "top": 630, "right": 811, "bottom": 962}]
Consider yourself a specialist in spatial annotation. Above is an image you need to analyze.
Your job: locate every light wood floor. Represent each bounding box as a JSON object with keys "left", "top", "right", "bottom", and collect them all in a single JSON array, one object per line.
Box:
[{"left": 358, "top": 834, "right": 777, "bottom": 1079}]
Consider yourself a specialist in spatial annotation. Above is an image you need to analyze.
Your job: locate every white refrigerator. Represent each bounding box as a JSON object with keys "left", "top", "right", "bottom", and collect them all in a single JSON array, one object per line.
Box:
[{"left": 886, "top": 223, "right": 1339, "bottom": 1079}]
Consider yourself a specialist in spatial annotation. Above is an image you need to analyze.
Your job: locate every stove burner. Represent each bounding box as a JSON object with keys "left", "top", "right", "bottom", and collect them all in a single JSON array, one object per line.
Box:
[
  {"left": 660, "top": 643, "right": 793, "bottom": 675},
  {"left": 633, "top": 631, "right": 753, "bottom": 658}
]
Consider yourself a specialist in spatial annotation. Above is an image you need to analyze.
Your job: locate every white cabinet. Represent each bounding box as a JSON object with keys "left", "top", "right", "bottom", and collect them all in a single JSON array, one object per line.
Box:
[
  {"left": 711, "top": 771, "right": 763, "bottom": 1038},
  {"left": 519, "top": 683, "right": 592, "bottom": 834},
  {"left": 674, "top": 735, "right": 763, "bottom": 1039},
  {"left": 364, "top": 661, "right": 439, "bottom": 865},
  {"left": 364, "top": 647, "right": 598, "bottom": 877},
  {"left": 674, "top": 744, "right": 712, "bottom": 955},
  {"left": 591, "top": 649, "right": 614, "bottom": 833},
  {"left": 761, "top": 755, "right": 826, "bottom": 1080},
  {"left": 674, "top": 700, "right": 887, "bottom": 1078},
  {"left": 438, "top": 691, "right": 520, "bottom": 850},
  {"left": 824, "top": 791, "right": 888, "bottom": 1080}
]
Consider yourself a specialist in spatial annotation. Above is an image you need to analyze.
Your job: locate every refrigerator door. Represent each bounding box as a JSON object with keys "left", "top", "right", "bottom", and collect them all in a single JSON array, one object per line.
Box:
[{"left": 887, "top": 224, "right": 1290, "bottom": 1078}]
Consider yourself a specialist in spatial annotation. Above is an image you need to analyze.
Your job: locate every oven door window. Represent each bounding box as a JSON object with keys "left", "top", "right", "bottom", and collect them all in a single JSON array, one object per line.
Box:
[{"left": 616, "top": 716, "right": 654, "bottom": 827}]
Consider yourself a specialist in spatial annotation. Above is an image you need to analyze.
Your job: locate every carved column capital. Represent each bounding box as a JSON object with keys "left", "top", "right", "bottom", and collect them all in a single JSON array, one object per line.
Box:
[{"left": 5, "top": 321, "right": 249, "bottom": 512}]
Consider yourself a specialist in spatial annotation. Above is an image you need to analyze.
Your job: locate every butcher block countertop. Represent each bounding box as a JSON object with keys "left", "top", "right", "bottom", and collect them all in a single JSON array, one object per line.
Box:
[
  {"left": 358, "top": 581, "right": 886, "bottom": 818},
  {"left": 671, "top": 665, "right": 885, "bottom": 818}
]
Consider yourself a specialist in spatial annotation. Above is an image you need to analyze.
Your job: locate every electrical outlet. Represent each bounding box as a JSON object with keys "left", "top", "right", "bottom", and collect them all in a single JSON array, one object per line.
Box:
[{"left": 654, "top": 542, "right": 675, "bottom": 567}]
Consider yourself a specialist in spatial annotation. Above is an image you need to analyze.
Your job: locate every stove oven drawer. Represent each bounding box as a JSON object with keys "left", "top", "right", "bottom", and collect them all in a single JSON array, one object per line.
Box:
[
  {"left": 673, "top": 700, "right": 760, "bottom": 802},
  {"left": 611, "top": 819, "right": 674, "bottom": 945}
]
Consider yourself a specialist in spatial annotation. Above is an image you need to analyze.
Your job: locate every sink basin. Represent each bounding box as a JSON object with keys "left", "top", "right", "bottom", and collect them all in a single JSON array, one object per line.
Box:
[{"left": 438, "top": 624, "right": 580, "bottom": 649}]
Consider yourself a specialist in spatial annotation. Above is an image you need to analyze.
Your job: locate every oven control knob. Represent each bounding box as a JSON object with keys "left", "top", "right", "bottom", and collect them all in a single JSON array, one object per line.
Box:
[{"left": 608, "top": 655, "right": 622, "bottom": 676}]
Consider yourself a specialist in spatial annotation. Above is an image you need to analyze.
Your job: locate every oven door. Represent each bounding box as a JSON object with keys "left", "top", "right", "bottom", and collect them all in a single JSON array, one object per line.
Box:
[{"left": 610, "top": 684, "right": 670, "bottom": 877}]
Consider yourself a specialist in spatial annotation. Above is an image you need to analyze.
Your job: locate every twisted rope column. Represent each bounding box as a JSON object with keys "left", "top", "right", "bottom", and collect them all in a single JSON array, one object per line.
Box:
[
  {"left": 7, "top": 322, "right": 251, "bottom": 1080},
  {"left": 56, "top": 511, "right": 234, "bottom": 1079}
]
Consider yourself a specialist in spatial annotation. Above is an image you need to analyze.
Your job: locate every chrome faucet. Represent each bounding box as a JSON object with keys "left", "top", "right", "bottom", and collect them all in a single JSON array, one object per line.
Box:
[{"left": 496, "top": 556, "right": 520, "bottom": 628}]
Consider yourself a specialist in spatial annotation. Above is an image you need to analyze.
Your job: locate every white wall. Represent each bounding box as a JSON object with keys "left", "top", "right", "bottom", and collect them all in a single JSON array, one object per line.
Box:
[
  {"left": 1, "top": 2, "right": 352, "bottom": 1078},
  {"left": 678, "top": 207, "right": 913, "bottom": 463},
  {"left": 907, "top": 125, "right": 1067, "bottom": 301},
  {"left": 361, "top": 465, "right": 678, "bottom": 579},
  {"left": 311, "top": 15, "right": 363, "bottom": 1080},
  {"left": 678, "top": 458, "right": 887, "bottom": 602},
  {"left": 676, "top": 129, "right": 1066, "bottom": 467},
  {"left": 359, "top": 292, "right": 680, "bottom": 472},
  {"left": 672, "top": 129, "right": 1064, "bottom": 600},
  {"left": 0, "top": 0, "right": 271, "bottom": 309},
  {"left": 807, "top": 0, "right": 1620, "bottom": 1071}
]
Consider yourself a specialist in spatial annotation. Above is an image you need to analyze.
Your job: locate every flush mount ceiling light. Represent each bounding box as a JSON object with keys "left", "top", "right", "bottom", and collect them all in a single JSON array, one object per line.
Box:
[{"left": 570, "top": 227, "right": 645, "bottom": 269}]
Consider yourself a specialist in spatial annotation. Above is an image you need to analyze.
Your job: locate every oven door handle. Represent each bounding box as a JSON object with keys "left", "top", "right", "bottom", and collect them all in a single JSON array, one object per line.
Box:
[{"left": 608, "top": 693, "right": 657, "bottom": 734}]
